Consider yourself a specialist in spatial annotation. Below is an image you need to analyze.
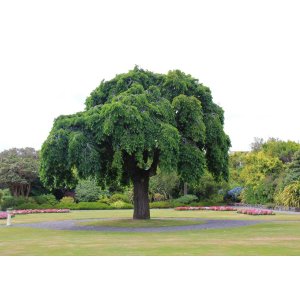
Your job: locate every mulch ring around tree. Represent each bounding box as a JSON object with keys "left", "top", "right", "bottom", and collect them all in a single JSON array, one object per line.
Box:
[{"left": 11, "top": 218, "right": 264, "bottom": 232}]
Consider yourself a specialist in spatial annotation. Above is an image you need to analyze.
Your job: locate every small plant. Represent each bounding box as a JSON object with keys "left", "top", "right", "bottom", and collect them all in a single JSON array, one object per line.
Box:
[
  {"left": 109, "top": 193, "right": 130, "bottom": 204},
  {"left": 171, "top": 194, "right": 198, "bottom": 207},
  {"left": 275, "top": 181, "right": 300, "bottom": 208},
  {"left": 153, "top": 193, "right": 166, "bottom": 202},
  {"left": 60, "top": 196, "right": 75, "bottom": 204},
  {"left": 110, "top": 200, "right": 133, "bottom": 209},
  {"left": 34, "top": 194, "right": 57, "bottom": 205}
]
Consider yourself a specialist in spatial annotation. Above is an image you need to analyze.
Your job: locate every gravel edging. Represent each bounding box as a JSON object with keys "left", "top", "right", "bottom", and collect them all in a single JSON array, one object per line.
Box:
[{"left": 12, "top": 218, "right": 263, "bottom": 232}]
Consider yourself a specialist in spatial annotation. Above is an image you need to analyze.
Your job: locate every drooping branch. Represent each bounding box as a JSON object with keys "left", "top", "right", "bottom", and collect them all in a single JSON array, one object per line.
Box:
[{"left": 149, "top": 150, "right": 160, "bottom": 177}]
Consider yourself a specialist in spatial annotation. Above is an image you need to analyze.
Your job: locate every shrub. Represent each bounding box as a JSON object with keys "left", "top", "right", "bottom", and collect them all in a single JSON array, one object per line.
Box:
[
  {"left": 33, "top": 194, "right": 57, "bottom": 206},
  {"left": 109, "top": 193, "right": 130, "bottom": 204},
  {"left": 152, "top": 193, "right": 166, "bottom": 202},
  {"left": 224, "top": 187, "right": 243, "bottom": 202},
  {"left": 149, "top": 171, "right": 180, "bottom": 199},
  {"left": 60, "top": 196, "right": 75, "bottom": 204},
  {"left": 75, "top": 179, "right": 102, "bottom": 202},
  {"left": 57, "top": 202, "right": 111, "bottom": 210},
  {"left": 150, "top": 201, "right": 174, "bottom": 209},
  {"left": 189, "top": 171, "right": 229, "bottom": 201},
  {"left": 275, "top": 181, "right": 300, "bottom": 208},
  {"left": 97, "top": 197, "right": 111, "bottom": 205},
  {"left": 171, "top": 194, "right": 198, "bottom": 207},
  {"left": 110, "top": 200, "right": 133, "bottom": 209},
  {"left": 1, "top": 196, "right": 36, "bottom": 210}
]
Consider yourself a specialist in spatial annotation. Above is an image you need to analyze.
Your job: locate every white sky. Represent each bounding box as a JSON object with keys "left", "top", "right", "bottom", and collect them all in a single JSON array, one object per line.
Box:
[{"left": 0, "top": 0, "right": 299, "bottom": 152}]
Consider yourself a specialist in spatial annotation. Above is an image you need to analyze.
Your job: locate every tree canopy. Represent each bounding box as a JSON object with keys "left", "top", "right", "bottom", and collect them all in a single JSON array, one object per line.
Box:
[
  {"left": 0, "top": 148, "right": 39, "bottom": 197},
  {"left": 40, "top": 67, "right": 230, "bottom": 218}
]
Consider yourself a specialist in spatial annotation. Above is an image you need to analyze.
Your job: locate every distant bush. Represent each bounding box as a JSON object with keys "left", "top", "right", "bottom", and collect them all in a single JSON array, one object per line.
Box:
[
  {"left": 75, "top": 179, "right": 102, "bottom": 202},
  {"left": 1, "top": 196, "right": 35, "bottom": 210},
  {"left": 60, "top": 196, "right": 75, "bottom": 204},
  {"left": 152, "top": 193, "right": 166, "bottom": 202},
  {"left": 33, "top": 194, "right": 57, "bottom": 206},
  {"left": 150, "top": 201, "right": 174, "bottom": 209},
  {"left": 57, "top": 202, "right": 111, "bottom": 210},
  {"left": 109, "top": 193, "right": 130, "bottom": 204},
  {"left": 171, "top": 194, "right": 198, "bottom": 207},
  {"left": 224, "top": 187, "right": 243, "bottom": 202},
  {"left": 189, "top": 171, "right": 229, "bottom": 201},
  {"left": 110, "top": 200, "right": 133, "bottom": 209},
  {"left": 275, "top": 181, "right": 300, "bottom": 208}
]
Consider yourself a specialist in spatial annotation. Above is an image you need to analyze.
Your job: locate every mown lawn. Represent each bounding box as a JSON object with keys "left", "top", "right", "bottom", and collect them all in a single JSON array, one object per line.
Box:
[{"left": 1, "top": 209, "right": 300, "bottom": 255}]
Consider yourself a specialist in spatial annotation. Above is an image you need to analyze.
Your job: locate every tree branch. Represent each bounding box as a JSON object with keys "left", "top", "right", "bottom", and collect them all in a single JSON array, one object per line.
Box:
[{"left": 149, "top": 150, "right": 160, "bottom": 177}]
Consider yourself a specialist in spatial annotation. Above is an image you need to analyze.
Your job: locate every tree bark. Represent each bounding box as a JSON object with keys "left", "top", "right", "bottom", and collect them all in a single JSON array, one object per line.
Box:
[
  {"left": 184, "top": 182, "right": 188, "bottom": 195},
  {"left": 133, "top": 174, "right": 150, "bottom": 219}
]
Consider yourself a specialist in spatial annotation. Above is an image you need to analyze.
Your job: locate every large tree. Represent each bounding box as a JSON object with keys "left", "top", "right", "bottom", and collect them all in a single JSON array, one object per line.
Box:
[
  {"left": 40, "top": 67, "right": 230, "bottom": 219},
  {"left": 0, "top": 148, "right": 39, "bottom": 197}
]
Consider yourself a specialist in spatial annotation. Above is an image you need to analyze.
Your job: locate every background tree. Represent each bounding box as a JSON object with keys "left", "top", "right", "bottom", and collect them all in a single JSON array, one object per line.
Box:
[
  {"left": 229, "top": 139, "right": 300, "bottom": 205},
  {"left": 40, "top": 67, "right": 230, "bottom": 219},
  {"left": 0, "top": 148, "right": 39, "bottom": 197},
  {"left": 284, "top": 151, "right": 300, "bottom": 185},
  {"left": 261, "top": 138, "right": 300, "bottom": 163}
]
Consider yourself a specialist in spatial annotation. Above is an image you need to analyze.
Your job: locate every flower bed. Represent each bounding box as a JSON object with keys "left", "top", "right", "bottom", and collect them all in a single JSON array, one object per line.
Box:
[
  {"left": 11, "top": 209, "right": 70, "bottom": 215},
  {"left": 206, "top": 206, "right": 237, "bottom": 211},
  {"left": 175, "top": 206, "right": 202, "bottom": 211},
  {"left": 0, "top": 212, "right": 15, "bottom": 219},
  {"left": 175, "top": 206, "right": 237, "bottom": 211},
  {"left": 174, "top": 206, "right": 275, "bottom": 215},
  {"left": 237, "top": 209, "right": 274, "bottom": 215}
]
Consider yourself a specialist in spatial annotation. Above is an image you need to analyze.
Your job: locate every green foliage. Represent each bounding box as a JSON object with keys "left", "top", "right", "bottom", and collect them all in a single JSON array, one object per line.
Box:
[
  {"left": 1, "top": 196, "right": 35, "bottom": 210},
  {"left": 60, "top": 196, "right": 75, "bottom": 204},
  {"left": 204, "top": 113, "right": 231, "bottom": 181},
  {"left": 171, "top": 194, "right": 198, "bottom": 206},
  {"left": 0, "top": 193, "right": 58, "bottom": 210},
  {"left": 275, "top": 182, "right": 300, "bottom": 208},
  {"left": 262, "top": 138, "right": 300, "bottom": 163},
  {"left": 229, "top": 139, "right": 300, "bottom": 205},
  {"left": 33, "top": 194, "right": 57, "bottom": 205},
  {"left": 109, "top": 193, "right": 130, "bottom": 204},
  {"left": 190, "top": 171, "right": 229, "bottom": 201},
  {"left": 239, "top": 151, "right": 283, "bottom": 204},
  {"left": 110, "top": 200, "right": 133, "bottom": 209},
  {"left": 152, "top": 193, "right": 166, "bottom": 201},
  {"left": 0, "top": 189, "right": 3, "bottom": 201},
  {"left": 57, "top": 202, "right": 111, "bottom": 210},
  {"left": 172, "top": 95, "right": 205, "bottom": 146},
  {"left": 75, "top": 179, "right": 102, "bottom": 202},
  {"left": 149, "top": 171, "right": 180, "bottom": 200},
  {"left": 178, "top": 143, "right": 206, "bottom": 184},
  {"left": 284, "top": 151, "right": 300, "bottom": 185},
  {"left": 0, "top": 148, "right": 39, "bottom": 197}
]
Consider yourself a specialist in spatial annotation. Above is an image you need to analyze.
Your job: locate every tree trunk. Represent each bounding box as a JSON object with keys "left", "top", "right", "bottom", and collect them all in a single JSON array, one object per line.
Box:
[
  {"left": 133, "top": 174, "right": 150, "bottom": 219},
  {"left": 25, "top": 183, "right": 31, "bottom": 198},
  {"left": 184, "top": 182, "right": 188, "bottom": 195}
]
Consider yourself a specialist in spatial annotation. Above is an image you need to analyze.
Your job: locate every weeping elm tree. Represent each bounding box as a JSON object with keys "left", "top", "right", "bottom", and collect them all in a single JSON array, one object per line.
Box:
[{"left": 40, "top": 67, "right": 230, "bottom": 219}]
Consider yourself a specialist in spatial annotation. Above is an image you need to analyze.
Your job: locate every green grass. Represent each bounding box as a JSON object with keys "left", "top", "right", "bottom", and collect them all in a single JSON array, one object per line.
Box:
[
  {"left": 1, "top": 209, "right": 300, "bottom": 255},
  {"left": 79, "top": 218, "right": 205, "bottom": 228}
]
